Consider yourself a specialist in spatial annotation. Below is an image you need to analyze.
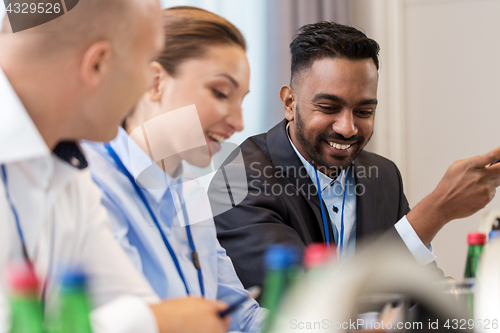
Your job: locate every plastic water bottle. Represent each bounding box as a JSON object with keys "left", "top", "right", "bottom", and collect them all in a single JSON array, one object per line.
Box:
[
  {"left": 464, "top": 232, "right": 486, "bottom": 318},
  {"left": 488, "top": 230, "right": 500, "bottom": 242},
  {"left": 7, "top": 262, "right": 43, "bottom": 333},
  {"left": 303, "top": 243, "right": 336, "bottom": 272},
  {"left": 261, "top": 245, "right": 302, "bottom": 333},
  {"left": 59, "top": 269, "right": 93, "bottom": 333},
  {"left": 464, "top": 232, "right": 486, "bottom": 279}
]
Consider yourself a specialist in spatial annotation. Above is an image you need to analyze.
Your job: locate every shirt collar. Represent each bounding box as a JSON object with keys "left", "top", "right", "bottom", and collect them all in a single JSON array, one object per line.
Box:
[
  {"left": 52, "top": 142, "right": 88, "bottom": 170},
  {"left": 0, "top": 66, "right": 50, "bottom": 164},
  {"left": 109, "top": 127, "right": 180, "bottom": 203},
  {"left": 286, "top": 122, "right": 346, "bottom": 191}
]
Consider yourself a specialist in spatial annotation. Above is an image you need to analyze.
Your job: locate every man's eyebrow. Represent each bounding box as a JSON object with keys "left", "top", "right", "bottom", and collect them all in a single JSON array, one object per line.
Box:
[
  {"left": 312, "top": 93, "right": 378, "bottom": 106},
  {"left": 359, "top": 98, "right": 378, "bottom": 106},
  {"left": 216, "top": 74, "right": 239, "bottom": 88},
  {"left": 312, "top": 93, "right": 346, "bottom": 104}
]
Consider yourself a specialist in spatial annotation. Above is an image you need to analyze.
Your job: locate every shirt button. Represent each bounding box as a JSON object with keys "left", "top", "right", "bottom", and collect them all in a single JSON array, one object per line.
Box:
[{"left": 70, "top": 157, "right": 80, "bottom": 168}]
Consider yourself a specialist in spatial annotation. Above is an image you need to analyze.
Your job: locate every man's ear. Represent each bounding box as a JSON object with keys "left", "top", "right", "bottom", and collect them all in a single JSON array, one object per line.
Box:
[
  {"left": 80, "top": 41, "right": 112, "bottom": 87},
  {"left": 147, "top": 61, "right": 167, "bottom": 103},
  {"left": 280, "top": 85, "right": 296, "bottom": 122}
]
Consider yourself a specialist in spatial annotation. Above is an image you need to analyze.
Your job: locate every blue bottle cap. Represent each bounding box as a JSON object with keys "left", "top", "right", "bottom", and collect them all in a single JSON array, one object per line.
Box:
[
  {"left": 264, "top": 245, "right": 302, "bottom": 270},
  {"left": 59, "top": 268, "right": 87, "bottom": 290},
  {"left": 489, "top": 230, "right": 500, "bottom": 242}
]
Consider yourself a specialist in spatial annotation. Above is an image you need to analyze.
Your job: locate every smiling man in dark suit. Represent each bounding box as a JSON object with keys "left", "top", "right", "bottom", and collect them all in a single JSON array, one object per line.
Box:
[{"left": 208, "top": 22, "right": 500, "bottom": 296}]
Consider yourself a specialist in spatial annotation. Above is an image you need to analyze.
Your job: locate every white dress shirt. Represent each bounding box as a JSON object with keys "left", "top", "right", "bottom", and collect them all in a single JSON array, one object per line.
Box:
[
  {"left": 0, "top": 187, "right": 9, "bottom": 333},
  {"left": 0, "top": 66, "right": 160, "bottom": 333}
]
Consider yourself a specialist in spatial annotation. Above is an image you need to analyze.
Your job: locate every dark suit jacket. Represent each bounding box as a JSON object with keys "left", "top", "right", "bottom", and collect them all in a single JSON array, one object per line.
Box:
[{"left": 209, "top": 119, "right": 412, "bottom": 293}]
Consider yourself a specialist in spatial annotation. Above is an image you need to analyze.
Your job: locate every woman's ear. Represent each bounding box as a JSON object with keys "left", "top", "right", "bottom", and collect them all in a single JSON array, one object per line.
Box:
[
  {"left": 280, "top": 85, "right": 296, "bottom": 122},
  {"left": 147, "top": 61, "right": 167, "bottom": 103}
]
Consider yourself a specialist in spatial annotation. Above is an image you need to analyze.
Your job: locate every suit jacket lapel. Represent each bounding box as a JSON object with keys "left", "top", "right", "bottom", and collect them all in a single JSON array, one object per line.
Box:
[{"left": 266, "top": 120, "right": 333, "bottom": 243}]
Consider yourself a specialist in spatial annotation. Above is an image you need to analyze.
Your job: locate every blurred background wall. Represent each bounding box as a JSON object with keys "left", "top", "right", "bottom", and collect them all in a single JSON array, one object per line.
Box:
[
  {"left": 349, "top": 0, "right": 500, "bottom": 280},
  {"left": 2, "top": 0, "right": 499, "bottom": 279}
]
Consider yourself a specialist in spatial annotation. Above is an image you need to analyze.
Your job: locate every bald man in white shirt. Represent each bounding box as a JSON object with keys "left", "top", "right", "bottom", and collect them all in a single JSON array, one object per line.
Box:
[{"left": 0, "top": 1, "right": 230, "bottom": 333}]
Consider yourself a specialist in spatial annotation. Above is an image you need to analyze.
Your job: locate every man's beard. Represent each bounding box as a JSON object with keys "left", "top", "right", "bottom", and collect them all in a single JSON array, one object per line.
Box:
[{"left": 294, "top": 105, "right": 372, "bottom": 175}]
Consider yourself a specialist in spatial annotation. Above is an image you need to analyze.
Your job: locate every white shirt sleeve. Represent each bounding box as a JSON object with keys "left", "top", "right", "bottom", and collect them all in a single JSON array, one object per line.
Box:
[
  {"left": 0, "top": 184, "right": 10, "bottom": 333},
  {"left": 91, "top": 296, "right": 158, "bottom": 333},
  {"left": 394, "top": 215, "right": 436, "bottom": 265},
  {"left": 0, "top": 292, "right": 9, "bottom": 333}
]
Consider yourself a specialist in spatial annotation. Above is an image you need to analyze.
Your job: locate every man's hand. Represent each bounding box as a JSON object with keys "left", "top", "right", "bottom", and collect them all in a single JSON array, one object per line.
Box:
[
  {"left": 407, "top": 146, "right": 500, "bottom": 246},
  {"left": 150, "top": 298, "right": 230, "bottom": 333}
]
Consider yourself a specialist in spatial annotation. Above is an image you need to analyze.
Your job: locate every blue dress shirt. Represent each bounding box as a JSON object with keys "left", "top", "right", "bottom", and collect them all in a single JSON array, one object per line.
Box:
[{"left": 82, "top": 128, "right": 266, "bottom": 333}]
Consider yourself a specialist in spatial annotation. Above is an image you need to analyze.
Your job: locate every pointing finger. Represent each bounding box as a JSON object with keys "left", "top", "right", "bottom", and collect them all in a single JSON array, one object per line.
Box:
[{"left": 470, "top": 146, "right": 500, "bottom": 168}]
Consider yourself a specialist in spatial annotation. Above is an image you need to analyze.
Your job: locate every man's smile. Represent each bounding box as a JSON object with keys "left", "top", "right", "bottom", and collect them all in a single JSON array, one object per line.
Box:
[{"left": 327, "top": 141, "right": 354, "bottom": 150}]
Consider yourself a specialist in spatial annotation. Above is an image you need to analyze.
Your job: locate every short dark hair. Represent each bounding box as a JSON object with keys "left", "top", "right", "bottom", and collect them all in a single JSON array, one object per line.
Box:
[{"left": 290, "top": 21, "right": 380, "bottom": 85}]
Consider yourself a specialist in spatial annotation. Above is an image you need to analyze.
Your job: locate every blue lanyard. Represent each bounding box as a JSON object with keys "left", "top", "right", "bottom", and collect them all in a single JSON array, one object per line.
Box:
[
  {"left": 1, "top": 165, "right": 29, "bottom": 261},
  {"left": 1, "top": 164, "right": 50, "bottom": 314},
  {"left": 311, "top": 164, "right": 347, "bottom": 255},
  {"left": 104, "top": 144, "right": 205, "bottom": 297}
]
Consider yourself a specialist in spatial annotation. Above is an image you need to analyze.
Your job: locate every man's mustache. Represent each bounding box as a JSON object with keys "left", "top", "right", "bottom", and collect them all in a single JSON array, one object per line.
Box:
[{"left": 319, "top": 132, "right": 364, "bottom": 144}]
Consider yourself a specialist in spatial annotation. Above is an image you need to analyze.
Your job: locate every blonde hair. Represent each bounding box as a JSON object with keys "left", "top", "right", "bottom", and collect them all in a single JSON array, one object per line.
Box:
[{"left": 156, "top": 6, "right": 246, "bottom": 76}]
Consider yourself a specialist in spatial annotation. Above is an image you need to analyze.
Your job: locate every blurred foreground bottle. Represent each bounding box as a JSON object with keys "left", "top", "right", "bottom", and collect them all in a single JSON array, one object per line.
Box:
[
  {"left": 7, "top": 262, "right": 44, "bottom": 333},
  {"left": 59, "top": 269, "right": 93, "bottom": 333},
  {"left": 261, "top": 245, "right": 302, "bottom": 333},
  {"left": 303, "top": 243, "right": 335, "bottom": 273},
  {"left": 463, "top": 232, "right": 486, "bottom": 318},
  {"left": 464, "top": 232, "right": 486, "bottom": 279},
  {"left": 488, "top": 230, "right": 500, "bottom": 243}
]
